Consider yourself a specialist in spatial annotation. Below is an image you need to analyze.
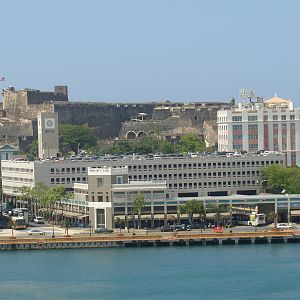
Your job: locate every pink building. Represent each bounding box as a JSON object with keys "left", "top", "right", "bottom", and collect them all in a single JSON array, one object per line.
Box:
[{"left": 218, "top": 95, "right": 299, "bottom": 166}]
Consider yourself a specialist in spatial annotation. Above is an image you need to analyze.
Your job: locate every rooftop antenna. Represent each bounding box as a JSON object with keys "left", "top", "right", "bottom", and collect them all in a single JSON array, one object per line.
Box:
[
  {"left": 239, "top": 89, "right": 255, "bottom": 103},
  {"left": 239, "top": 89, "right": 263, "bottom": 104}
]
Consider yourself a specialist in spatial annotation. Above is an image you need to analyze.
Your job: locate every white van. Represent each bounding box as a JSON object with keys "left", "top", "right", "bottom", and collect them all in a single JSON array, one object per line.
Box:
[
  {"left": 276, "top": 223, "right": 292, "bottom": 229},
  {"left": 33, "top": 217, "right": 45, "bottom": 224}
]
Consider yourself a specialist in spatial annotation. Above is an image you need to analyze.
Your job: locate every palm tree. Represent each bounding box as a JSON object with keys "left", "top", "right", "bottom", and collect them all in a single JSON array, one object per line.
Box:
[
  {"left": 115, "top": 217, "right": 122, "bottom": 234},
  {"left": 31, "top": 183, "right": 49, "bottom": 217},
  {"left": 207, "top": 204, "right": 229, "bottom": 226},
  {"left": 133, "top": 192, "right": 145, "bottom": 229},
  {"left": 180, "top": 199, "right": 204, "bottom": 224},
  {"left": 267, "top": 211, "right": 278, "bottom": 229},
  {"left": 17, "top": 186, "right": 31, "bottom": 209}
]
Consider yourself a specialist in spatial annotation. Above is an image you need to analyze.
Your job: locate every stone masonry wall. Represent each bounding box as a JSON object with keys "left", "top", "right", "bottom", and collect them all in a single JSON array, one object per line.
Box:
[{"left": 54, "top": 102, "right": 156, "bottom": 139}]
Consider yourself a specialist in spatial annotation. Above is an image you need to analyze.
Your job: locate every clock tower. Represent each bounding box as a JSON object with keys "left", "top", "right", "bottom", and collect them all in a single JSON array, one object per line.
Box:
[{"left": 37, "top": 112, "right": 59, "bottom": 159}]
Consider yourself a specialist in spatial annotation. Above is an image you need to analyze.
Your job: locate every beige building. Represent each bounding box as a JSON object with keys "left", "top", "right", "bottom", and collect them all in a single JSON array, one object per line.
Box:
[
  {"left": 218, "top": 96, "right": 300, "bottom": 166},
  {"left": 73, "top": 166, "right": 167, "bottom": 229}
]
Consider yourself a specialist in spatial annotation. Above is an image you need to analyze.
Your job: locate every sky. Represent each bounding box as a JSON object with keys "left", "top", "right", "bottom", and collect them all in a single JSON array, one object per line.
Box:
[{"left": 1, "top": 0, "right": 300, "bottom": 104}]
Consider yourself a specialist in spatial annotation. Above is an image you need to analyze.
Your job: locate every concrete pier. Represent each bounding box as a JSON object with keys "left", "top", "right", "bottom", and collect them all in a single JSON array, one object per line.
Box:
[{"left": 0, "top": 230, "right": 298, "bottom": 251}]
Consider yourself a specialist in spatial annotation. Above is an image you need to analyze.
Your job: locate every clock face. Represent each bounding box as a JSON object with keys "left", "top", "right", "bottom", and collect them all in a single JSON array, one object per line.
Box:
[{"left": 45, "top": 118, "right": 55, "bottom": 129}]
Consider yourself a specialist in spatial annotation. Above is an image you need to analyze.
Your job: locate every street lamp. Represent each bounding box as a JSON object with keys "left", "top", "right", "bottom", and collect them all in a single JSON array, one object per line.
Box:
[
  {"left": 52, "top": 210, "right": 55, "bottom": 238},
  {"left": 282, "top": 189, "right": 291, "bottom": 225},
  {"left": 89, "top": 220, "right": 92, "bottom": 237}
]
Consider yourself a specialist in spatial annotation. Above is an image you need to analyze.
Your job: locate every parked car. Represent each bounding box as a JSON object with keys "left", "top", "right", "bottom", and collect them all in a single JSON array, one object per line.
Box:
[
  {"left": 94, "top": 227, "right": 114, "bottom": 234},
  {"left": 187, "top": 223, "right": 203, "bottom": 230},
  {"left": 33, "top": 217, "right": 45, "bottom": 224},
  {"left": 160, "top": 225, "right": 172, "bottom": 232},
  {"left": 276, "top": 223, "right": 292, "bottom": 230},
  {"left": 170, "top": 224, "right": 188, "bottom": 232},
  {"left": 28, "top": 229, "right": 46, "bottom": 236}
]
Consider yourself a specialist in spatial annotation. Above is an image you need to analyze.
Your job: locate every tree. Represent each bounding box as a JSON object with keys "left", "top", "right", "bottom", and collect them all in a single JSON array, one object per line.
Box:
[
  {"left": 177, "top": 133, "right": 206, "bottom": 153},
  {"left": 25, "top": 141, "right": 38, "bottom": 160},
  {"left": 30, "top": 183, "right": 49, "bottom": 216},
  {"left": 133, "top": 192, "right": 145, "bottom": 229},
  {"left": 180, "top": 199, "right": 205, "bottom": 224},
  {"left": 59, "top": 124, "right": 97, "bottom": 155},
  {"left": 262, "top": 165, "right": 300, "bottom": 194}
]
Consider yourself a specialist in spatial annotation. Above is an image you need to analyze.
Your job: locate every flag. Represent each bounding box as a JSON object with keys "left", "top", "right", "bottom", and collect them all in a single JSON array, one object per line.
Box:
[{"left": 0, "top": 76, "right": 4, "bottom": 81}]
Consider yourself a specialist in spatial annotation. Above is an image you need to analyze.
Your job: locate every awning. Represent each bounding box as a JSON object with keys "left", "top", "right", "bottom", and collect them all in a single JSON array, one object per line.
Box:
[
  {"left": 291, "top": 210, "right": 300, "bottom": 217},
  {"left": 77, "top": 214, "right": 89, "bottom": 219},
  {"left": 62, "top": 211, "right": 87, "bottom": 218}
]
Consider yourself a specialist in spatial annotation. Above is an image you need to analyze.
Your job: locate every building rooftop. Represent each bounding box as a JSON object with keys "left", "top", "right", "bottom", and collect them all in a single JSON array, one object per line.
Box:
[{"left": 264, "top": 95, "right": 290, "bottom": 104}]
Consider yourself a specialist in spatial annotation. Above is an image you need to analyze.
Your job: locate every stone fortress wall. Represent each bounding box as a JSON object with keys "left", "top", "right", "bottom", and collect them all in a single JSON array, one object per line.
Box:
[
  {"left": 119, "top": 100, "right": 234, "bottom": 140},
  {"left": 0, "top": 85, "right": 235, "bottom": 146}
]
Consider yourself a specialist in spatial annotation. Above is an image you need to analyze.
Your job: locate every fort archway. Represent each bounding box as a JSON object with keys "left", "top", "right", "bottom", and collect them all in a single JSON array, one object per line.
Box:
[
  {"left": 126, "top": 131, "right": 137, "bottom": 139},
  {"left": 137, "top": 131, "right": 147, "bottom": 139}
]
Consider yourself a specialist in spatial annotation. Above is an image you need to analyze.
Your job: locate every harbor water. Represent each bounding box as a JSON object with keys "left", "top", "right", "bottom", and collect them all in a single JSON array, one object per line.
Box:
[{"left": 1, "top": 244, "right": 300, "bottom": 299}]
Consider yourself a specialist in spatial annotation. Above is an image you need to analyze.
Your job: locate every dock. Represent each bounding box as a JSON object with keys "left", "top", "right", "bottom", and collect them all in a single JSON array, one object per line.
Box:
[{"left": 1, "top": 230, "right": 300, "bottom": 250}]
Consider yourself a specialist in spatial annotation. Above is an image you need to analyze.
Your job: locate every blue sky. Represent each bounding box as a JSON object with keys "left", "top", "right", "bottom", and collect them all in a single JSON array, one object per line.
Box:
[{"left": 1, "top": 0, "right": 300, "bottom": 104}]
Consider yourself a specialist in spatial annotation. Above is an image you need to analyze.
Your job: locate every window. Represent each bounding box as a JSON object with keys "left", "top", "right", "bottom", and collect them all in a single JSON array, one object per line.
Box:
[
  {"left": 248, "top": 134, "right": 258, "bottom": 140},
  {"left": 248, "top": 116, "right": 257, "bottom": 121},
  {"left": 116, "top": 176, "right": 123, "bottom": 184},
  {"left": 248, "top": 124, "right": 258, "bottom": 130},
  {"left": 232, "top": 116, "right": 242, "bottom": 122},
  {"left": 273, "top": 115, "right": 278, "bottom": 120},
  {"left": 291, "top": 123, "right": 295, "bottom": 129},
  {"left": 290, "top": 115, "right": 295, "bottom": 120},
  {"left": 233, "top": 135, "right": 243, "bottom": 140},
  {"left": 97, "top": 178, "right": 103, "bottom": 187},
  {"left": 232, "top": 124, "right": 242, "bottom": 131},
  {"left": 281, "top": 115, "right": 286, "bottom": 121}
]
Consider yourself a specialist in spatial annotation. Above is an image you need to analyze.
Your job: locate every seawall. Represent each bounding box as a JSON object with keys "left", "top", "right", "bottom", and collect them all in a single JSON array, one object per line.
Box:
[{"left": 1, "top": 231, "right": 299, "bottom": 251}]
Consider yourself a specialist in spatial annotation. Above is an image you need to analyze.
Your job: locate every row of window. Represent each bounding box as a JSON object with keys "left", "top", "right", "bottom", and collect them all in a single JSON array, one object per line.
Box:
[
  {"left": 128, "top": 160, "right": 279, "bottom": 171},
  {"left": 232, "top": 115, "right": 295, "bottom": 122},
  {"left": 50, "top": 167, "right": 86, "bottom": 174},
  {"left": 2, "top": 176, "right": 33, "bottom": 182},
  {"left": 167, "top": 180, "right": 258, "bottom": 189},
  {"left": 128, "top": 170, "right": 261, "bottom": 181},
  {"left": 50, "top": 177, "right": 87, "bottom": 184},
  {"left": 2, "top": 167, "right": 33, "bottom": 173}
]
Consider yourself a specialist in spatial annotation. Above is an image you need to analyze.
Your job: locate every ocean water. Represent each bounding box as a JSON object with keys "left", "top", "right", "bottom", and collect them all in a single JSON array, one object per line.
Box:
[{"left": 1, "top": 244, "right": 300, "bottom": 300}]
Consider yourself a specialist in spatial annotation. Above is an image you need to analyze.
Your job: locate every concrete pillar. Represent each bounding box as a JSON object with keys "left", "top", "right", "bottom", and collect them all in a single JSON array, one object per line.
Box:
[{"left": 287, "top": 195, "right": 291, "bottom": 224}]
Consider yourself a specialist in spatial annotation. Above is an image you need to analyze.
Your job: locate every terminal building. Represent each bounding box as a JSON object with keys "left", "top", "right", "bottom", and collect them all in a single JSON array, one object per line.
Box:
[
  {"left": 72, "top": 166, "right": 167, "bottom": 229},
  {"left": 1, "top": 152, "right": 284, "bottom": 200},
  {"left": 218, "top": 95, "right": 300, "bottom": 166}
]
